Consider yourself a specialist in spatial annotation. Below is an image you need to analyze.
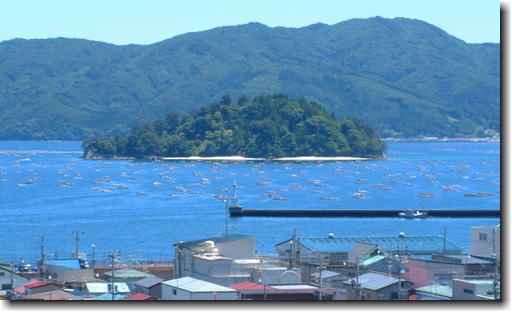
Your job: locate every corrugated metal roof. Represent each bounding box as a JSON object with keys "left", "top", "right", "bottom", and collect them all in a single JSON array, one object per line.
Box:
[
  {"left": 310, "top": 270, "right": 341, "bottom": 279},
  {"left": 297, "top": 236, "right": 461, "bottom": 254},
  {"left": 85, "top": 282, "right": 130, "bottom": 294},
  {"left": 440, "top": 255, "right": 493, "bottom": 264},
  {"left": 348, "top": 243, "right": 378, "bottom": 263},
  {"left": 45, "top": 259, "right": 82, "bottom": 270},
  {"left": 415, "top": 284, "right": 453, "bottom": 298},
  {"left": 270, "top": 284, "right": 318, "bottom": 290},
  {"left": 162, "top": 277, "right": 237, "bottom": 292},
  {"left": 128, "top": 293, "right": 154, "bottom": 300},
  {"left": 133, "top": 276, "right": 164, "bottom": 288},
  {"left": 22, "top": 289, "right": 81, "bottom": 300},
  {"left": 230, "top": 282, "right": 276, "bottom": 291},
  {"left": 103, "top": 268, "right": 153, "bottom": 279},
  {"left": 360, "top": 255, "right": 387, "bottom": 267},
  {"left": 24, "top": 280, "right": 55, "bottom": 289},
  {"left": 174, "top": 234, "right": 253, "bottom": 248},
  {"left": 344, "top": 272, "right": 399, "bottom": 291}
]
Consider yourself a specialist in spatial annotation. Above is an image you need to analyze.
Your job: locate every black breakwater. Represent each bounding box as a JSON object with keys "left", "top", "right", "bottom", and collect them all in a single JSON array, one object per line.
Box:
[{"left": 229, "top": 208, "right": 500, "bottom": 218}]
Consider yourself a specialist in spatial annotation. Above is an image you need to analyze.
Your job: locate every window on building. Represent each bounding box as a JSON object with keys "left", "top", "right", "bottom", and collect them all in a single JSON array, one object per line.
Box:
[
  {"left": 172, "top": 289, "right": 177, "bottom": 295},
  {"left": 2, "top": 284, "right": 11, "bottom": 290},
  {"left": 0, "top": 272, "right": 5, "bottom": 276},
  {"left": 463, "top": 288, "right": 473, "bottom": 295},
  {"left": 391, "top": 292, "right": 398, "bottom": 299},
  {"left": 479, "top": 233, "right": 487, "bottom": 241}
]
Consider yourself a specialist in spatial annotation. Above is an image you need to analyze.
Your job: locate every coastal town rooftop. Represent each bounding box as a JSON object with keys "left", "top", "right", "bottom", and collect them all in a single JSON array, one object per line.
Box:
[
  {"left": 173, "top": 234, "right": 253, "bottom": 248},
  {"left": 277, "top": 235, "right": 462, "bottom": 255}
]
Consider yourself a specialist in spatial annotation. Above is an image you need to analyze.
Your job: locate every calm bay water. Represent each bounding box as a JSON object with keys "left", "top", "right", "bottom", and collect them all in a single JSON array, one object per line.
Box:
[{"left": 0, "top": 141, "right": 500, "bottom": 263}]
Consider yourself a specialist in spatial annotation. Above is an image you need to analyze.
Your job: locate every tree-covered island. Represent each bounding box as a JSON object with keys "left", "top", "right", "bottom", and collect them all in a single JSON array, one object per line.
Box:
[{"left": 82, "top": 94, "right": 386, "bottom": 159}]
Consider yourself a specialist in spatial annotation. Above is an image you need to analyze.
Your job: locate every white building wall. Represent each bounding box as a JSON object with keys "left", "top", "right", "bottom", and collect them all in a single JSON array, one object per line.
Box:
[
  {"left": 452, "top": 279, "right": 494, "bottom": 300},
  {"left": 471, "top": 226, "right": 500, "bottom": 260},
  {"left": 216, "top": 238, "right": 256, "bottom": 259},
  {"left": 191, "top": 292, "right": 239, "bottom": 300},
  {"left": 161, "top": 284, "right": 238, "bottom": 300},
  {"left": 45, "top": 266, "right": 95, "bottom": 283},
  {"left": 134, "top": 285, "right": 150, "bottom": 295}
]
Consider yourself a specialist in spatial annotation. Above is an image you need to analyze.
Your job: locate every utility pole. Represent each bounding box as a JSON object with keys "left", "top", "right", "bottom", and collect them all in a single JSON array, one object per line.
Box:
[
  {"left": 263, "top": 282, "right": 267, "bottom": 301},
  {"left": 288, "top": 240, "right": 293, "bottom": 270},
  {"left": 72, "top": 231, "right": 84, "bottom": 258},
  {"left": 224, "top": 199, "right": 228, "bottom": 236},
  {"left": 108, "top": 251, "right": 120, "bottom": 301},
  {"left": 10, "top": 260, "right": 15, "bottom": 289},
  {"left": 292, "top": 229, "right": 296, "bottom": 267},
  {"left": 397, "top": 232, "right": 406, "bottom": 301},
  {"left": 91, "top": 244, "right": 96, "bottom": 268},
  {"left": 317, "top": 256, "right": 324, "bottom": 301},
  {"left": 35, "top": 234, "right": 46, "bottom": 279},
  {"left": 397, "top": 250, "right": 402, "bottom": 300},
  {"left": 492, "top": 226, "right": 499, "bottom": 300},
  {"left": 318, "top": 256, "right": 322, "bottom": 301},
  {"left": 493, "top": 253, "right": 499, "bottom": 300},
  {"left": 355, "top": 256, "right": 360, "bottom": 300},
  {"left": 443, "top": 228, "right": 447, "bottom": 254}
]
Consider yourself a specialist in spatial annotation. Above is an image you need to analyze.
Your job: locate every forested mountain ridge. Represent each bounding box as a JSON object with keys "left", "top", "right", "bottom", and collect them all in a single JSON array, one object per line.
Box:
[
  {"left": 82, "top": 94, "right": 387, "bottom": 159},
  {"left": 0, "top": 17, "right": 499, "bottom": 140}
]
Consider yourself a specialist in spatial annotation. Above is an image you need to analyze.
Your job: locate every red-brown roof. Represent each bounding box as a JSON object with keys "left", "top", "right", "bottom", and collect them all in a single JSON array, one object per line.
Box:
[
  {"left": 14, "top": 286, "right": 25, "bottom": 294},
  {"left": 128, "top": 293, "right": 155, "bottom": 300},
  {"left": 15, "top": 280, "right": 55, "bottom": 294},
  {"left": 22, "top": 290, "right": 81, "bottom": 300},
  {"left": 24, "top": 280, "right": 55, "bottom": 289},
  {"left": 230, "top": 282, "right": 276, "bottom": 291}
]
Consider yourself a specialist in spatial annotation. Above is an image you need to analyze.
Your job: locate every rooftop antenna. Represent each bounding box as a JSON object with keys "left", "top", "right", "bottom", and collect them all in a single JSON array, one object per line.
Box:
[{"left": 223, "top": 199, "right": 229, "bottom": 237}]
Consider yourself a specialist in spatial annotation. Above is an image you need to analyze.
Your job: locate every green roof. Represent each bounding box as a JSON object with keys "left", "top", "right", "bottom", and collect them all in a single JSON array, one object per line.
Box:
[
  {"left": 174, "top": 234, "right": 253, "bottom": 248},
  {"left": 103, "top": 268, "right": 153, "bottom": 279}
]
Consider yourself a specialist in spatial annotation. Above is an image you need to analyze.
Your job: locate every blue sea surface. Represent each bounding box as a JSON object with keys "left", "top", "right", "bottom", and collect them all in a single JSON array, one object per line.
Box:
[{"left": 0, "top": 141, "right": 500, "bottom": 263}]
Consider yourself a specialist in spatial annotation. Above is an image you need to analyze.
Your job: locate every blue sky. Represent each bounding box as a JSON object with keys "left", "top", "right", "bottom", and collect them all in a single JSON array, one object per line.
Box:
[{"left": 0, "top": 0, "right": 500, "bottom": 45}]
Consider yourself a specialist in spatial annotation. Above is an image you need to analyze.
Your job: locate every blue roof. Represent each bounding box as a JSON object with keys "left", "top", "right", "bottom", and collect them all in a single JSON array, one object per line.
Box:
[
  {"left": 45, "top": 259, "right": 82, "bottom": 270},
  {"left": 297, "top": 236, "right": 461, "bottom": 254}
]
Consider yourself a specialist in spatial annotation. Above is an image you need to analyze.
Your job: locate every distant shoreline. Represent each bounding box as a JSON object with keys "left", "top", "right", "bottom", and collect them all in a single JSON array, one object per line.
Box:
[
  {"left": 382, "top": 137, "right": 500, "bottom": 142},
  {"left": 83, "top": 154, "right": 370, "bottom": 161},
  {"left": 161, "top": 155, "right": 369, "bottom": 162}
]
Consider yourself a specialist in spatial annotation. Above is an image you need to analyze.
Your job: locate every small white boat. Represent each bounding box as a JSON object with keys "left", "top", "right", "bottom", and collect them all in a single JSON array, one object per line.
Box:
[{"left": 398, "top": 210, "right": 428, "bottom": 218}]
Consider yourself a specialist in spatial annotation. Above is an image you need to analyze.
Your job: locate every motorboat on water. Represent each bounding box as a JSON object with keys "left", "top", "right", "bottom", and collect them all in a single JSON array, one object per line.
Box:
[{"left": 398, "top": 210, "right": 428, "bottom": 218}]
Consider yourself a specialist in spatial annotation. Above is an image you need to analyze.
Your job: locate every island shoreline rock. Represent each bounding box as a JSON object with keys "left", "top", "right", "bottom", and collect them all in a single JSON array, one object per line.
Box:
[{"left": 83, "top": 154, "right": 372, "bottom": 161}]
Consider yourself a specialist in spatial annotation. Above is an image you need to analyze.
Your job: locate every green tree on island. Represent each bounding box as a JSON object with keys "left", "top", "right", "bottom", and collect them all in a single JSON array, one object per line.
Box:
[{"left": 82, "top": 94, "right": 387, "bottom": 159}]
